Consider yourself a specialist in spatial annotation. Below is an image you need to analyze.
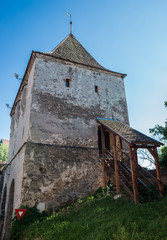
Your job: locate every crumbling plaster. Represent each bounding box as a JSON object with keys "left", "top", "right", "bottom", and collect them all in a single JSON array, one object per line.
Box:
[
  {"left": 0, "top": 60, "right": 36, "bottom": 238},
  {"left": 30, "top": 56, "right": 129, "bottom": 146},
  {"left": 21, "top": 143, "right": 104, "bottom": 209},
  {"left": 7, "top": 61, "right": 36, "bottom": 161},
  {"left": 0, "top": 41, "right": 130, "bottom": 238},
  {"left": 1, "top": 146, "right": 25, "bottom": 239}
]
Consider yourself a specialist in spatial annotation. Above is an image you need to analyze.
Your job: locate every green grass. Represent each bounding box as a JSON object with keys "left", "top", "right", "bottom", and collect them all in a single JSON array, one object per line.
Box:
[{"left": 22, "top": 194, "right": 167, "bottom": 240}]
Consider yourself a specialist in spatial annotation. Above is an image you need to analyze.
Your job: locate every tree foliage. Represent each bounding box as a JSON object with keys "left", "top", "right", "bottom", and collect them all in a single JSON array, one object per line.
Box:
[
  {"left": 149, "top": 101, "right": 167, "bottom": 141},
  {"left": 149, "top": 101, "right": 167, "bottom": 167},
  {"left": 0, "top": 143, "right": 8, "bottom": 162},
  {"left": 159, "top": 145, "right": 167, "bottom": 168}
]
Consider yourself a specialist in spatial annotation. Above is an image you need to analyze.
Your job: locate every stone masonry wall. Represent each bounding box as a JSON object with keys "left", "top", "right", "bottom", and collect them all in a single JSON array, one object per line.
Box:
[
  {"left": 30, "top": 56, "right": 129, "bottom": 147},
  {"left": 2, "top": 53, "right": 129, "bottom": 221},
  {"left": 0, "top": 146, "right": 25, "bottom": 239},
  {"left": 7, "top": 60, "right": 35, "bottom": 162},
  {"left": 1, "top": 59, "right": 35, "bottom": 212},
  {"left": 1, "top": 51, "right": 130, "bottom": 237},
  {"left": 21, "top": 142, "right": 104, "bottom": 210},
  {"left": 0, "top": 171, "right": 5, "bottom": 202},
  {"left": 19, "top": 55, "right": 130, "bottom": 210},
  {"left": 0, "top": 59, "right": 35, "bottom": 238}
]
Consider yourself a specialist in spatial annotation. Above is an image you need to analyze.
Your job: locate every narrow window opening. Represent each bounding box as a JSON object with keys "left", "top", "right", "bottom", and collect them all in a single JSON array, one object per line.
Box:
[
  {"left": 65, "top": 79, "right": 70, "bottom": 87},
  {"left": 95, "top": 85, "right": 98, "bottom": 93}
]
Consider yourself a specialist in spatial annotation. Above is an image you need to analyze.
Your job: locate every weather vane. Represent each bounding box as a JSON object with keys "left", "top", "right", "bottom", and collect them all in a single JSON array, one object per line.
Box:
[{"left": 65, "top": 12, "right": 72, "bottom": 34}]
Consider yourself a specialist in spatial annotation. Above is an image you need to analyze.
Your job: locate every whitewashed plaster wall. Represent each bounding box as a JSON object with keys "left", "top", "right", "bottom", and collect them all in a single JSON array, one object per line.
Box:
[
  {"left": 30, "top": 56, "right": 129, "bottom": 147},
  {"left": 7, "top": 61, "right": 36, "bottom": 162}
]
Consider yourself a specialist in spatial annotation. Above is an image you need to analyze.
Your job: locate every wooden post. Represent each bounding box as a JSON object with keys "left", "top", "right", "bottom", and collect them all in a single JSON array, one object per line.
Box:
[
  {"left": 109, "top": 132, "right": 113, "bottom": 156},
  {"left": 134, "top": 146, "right": 139, "bottom": 179},
  {"left": 119, "top": 138, "right": 123, "bottom": 162},
  {"left": 113, "top": 133, "right": 120, "bottom": 194},
  {"left": 101, "top": 125, "right": 107, "bottom": 187},
  {"left": 129, "top": 145, "right": 139, "bottom": 203},
  {"left": 150, "top": 147, "right": 163, "bottom": 197}
]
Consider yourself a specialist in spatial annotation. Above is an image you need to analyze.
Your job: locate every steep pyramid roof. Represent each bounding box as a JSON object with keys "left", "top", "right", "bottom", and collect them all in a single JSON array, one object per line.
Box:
[{"left": 47, "top": 33, "right": 105, "bottom": 70}]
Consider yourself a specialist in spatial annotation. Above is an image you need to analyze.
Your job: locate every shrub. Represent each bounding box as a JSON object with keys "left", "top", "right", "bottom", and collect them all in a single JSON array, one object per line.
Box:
[
  {"left": 9, "top": 205, "right": 47, "bottom": 240},
  {"left": 159, "top": 145, "right": 167, "bottom": 168}
]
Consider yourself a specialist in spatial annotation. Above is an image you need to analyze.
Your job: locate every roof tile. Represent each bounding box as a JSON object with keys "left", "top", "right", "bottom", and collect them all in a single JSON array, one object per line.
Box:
[
  {"left": 47, "top": 34, "right": 106, "bottom": 70},
  {"left": 97, "top": 119, "right": 163, "bottom": 146}
]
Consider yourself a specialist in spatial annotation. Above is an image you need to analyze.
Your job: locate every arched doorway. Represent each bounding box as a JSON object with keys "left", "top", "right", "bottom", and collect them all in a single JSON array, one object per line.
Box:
[
  {"left": 4, "top": 180, "right": 15, "bottom": 239},
  {"left": 0, "top": 186, "right": 7, "bottom": 238}
]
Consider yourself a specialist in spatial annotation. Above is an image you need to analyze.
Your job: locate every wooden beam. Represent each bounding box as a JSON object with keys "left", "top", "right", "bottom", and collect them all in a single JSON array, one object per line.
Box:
[
  {"left": 147, "top": 148, "right": 156, "bottom": 159},
  {"left": 152, "top": 147, "right": 164, "bottom": 197},
  {"left": 113, "top": 133, "right": 120, "bottom": 194},
  {"left": 135, "top": 145, "right": 162, "bottom": 148},
  {"left": 129, "top": 145, "right": 139, "bottom": 203},
  {"left": 109, "top": 132, "right": 113, "bottom": 155},
  {"left": 119, "top": 138, "right": 123, "bottom": 162},
  {"left": 134, "top": 146, "right": 139, "bottom": 179},
  {"left": 101, "top": 125, "right": 107, "bottom": 187}
]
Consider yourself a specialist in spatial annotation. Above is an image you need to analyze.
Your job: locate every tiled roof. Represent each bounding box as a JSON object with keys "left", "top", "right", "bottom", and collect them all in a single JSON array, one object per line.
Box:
[
  {"left": 0, "top": 139, "right": 9, "bottom": 147},
  {"left": 46, "top": 34, "right": 106, "bottom": 70},
  {"left": 97, "top": 118, "right": 163, "bottom": 146},
  {"left": 10, "top": 34, "right": 127, "bottom": 116}
]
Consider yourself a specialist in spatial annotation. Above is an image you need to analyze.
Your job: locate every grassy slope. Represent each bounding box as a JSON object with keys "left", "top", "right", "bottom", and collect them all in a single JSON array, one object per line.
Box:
[{"left": 23, "top": 195, "right": 167, "bottom": 240}]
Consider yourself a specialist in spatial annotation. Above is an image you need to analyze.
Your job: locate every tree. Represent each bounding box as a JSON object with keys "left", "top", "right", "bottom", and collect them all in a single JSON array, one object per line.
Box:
[
  {"left": 159, "top": 145, "right": 167, "bottom": 168},
  {"left": 137, "top": 148, "right": 155, "bottom": 169},
  {"left": 149, "top": 101, "right": 167, "bottom": 141},
  {"left": 0, "top": 143, "right": 8, "bottom": 162},
  {"left": 149, "top": 101, "right": 167, "bottom": 168}
]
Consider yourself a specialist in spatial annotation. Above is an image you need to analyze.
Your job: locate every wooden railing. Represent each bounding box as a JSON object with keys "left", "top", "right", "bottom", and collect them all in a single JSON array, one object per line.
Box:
[{"left": 104, "top": 147, "right": 161, "bottom": 202}]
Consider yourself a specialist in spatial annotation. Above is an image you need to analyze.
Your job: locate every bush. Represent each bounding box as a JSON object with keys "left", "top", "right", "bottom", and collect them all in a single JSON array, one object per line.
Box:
[
  {"left": 9, "top": 205, "right": 47, "bottom": 240},
  {"left": 159, "top": 145, "right": 167, "bottom": 168}
]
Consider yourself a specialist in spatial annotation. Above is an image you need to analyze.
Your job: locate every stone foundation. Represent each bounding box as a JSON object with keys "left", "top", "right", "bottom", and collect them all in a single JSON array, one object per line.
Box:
[{"left": 21, "top": 142, "right": 104, "bottom": 210}]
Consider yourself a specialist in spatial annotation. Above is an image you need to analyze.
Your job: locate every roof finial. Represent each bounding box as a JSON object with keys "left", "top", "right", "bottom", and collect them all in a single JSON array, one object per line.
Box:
[
  {"left": 65, "top": 12, "right": 72, "bottom": 34},
  {"left": 70, "top": 20, "right": 72, "bottom": 34}
]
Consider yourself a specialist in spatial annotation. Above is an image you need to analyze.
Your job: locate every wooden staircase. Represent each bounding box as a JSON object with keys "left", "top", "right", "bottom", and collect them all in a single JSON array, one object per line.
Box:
[{"left": 104, "top": 148, "right": 161, "bottom": 202}]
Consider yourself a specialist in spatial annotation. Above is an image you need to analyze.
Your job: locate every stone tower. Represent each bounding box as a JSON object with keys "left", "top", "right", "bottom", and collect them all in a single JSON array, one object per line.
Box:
[{"left": 0, "top": 33, "right": 129, "bottom": 238}]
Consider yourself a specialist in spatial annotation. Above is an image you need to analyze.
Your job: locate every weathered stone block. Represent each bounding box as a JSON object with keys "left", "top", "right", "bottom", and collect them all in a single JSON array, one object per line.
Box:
[{"left": 21, "top": 142, "right": 104, "bottom": 210}]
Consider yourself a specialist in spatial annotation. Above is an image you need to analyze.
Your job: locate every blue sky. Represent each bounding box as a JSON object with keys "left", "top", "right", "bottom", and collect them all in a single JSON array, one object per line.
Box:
[{"left": 0, "top": 0, "right": 167, "bottom": 140}]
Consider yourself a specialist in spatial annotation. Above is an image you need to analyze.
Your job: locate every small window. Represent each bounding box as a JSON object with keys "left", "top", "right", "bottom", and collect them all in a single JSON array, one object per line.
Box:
[
  {"left": 95, "top": 85, "right": 98, "bottom": 93},
  {"left": 65, "top": 78, "right": 70, "bottom": 87}
]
